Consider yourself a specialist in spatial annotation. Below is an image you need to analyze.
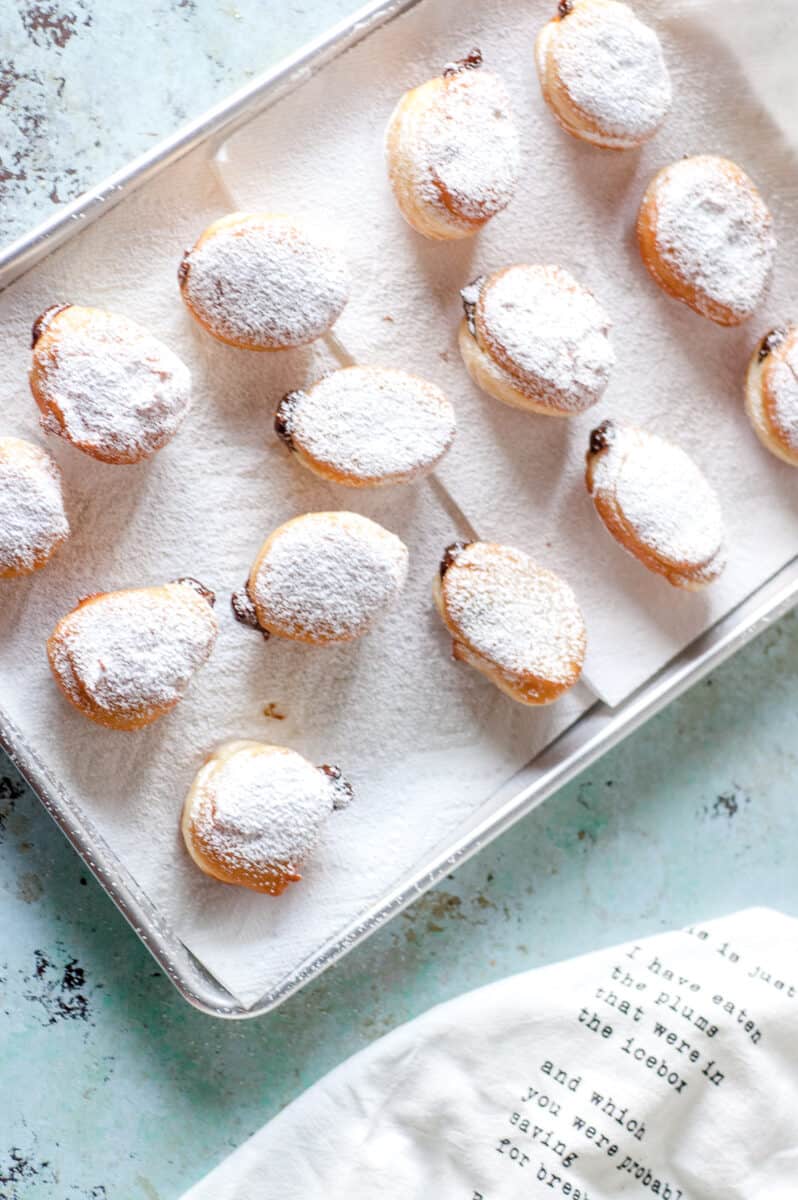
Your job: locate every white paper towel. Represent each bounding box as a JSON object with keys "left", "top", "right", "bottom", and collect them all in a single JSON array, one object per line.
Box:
[
  {"left": 218, "top": 0, "right": 798, "bottom": 706},
  {"left": 180, "top": 908, "right": 798, "bottom": 1199},
  {"left": 0, "top": 139, "right": 592, "bottom": 1009}
]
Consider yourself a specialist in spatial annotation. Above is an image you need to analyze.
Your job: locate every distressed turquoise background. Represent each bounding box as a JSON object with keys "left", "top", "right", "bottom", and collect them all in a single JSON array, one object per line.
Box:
[{"left": 1, "top": 3, "right": 797, "bottom": 1198}]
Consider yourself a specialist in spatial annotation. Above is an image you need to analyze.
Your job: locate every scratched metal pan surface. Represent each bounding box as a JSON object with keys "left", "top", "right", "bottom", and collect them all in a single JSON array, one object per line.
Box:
[{"left": 1, "top": 0, "right": 798, "bottom": 1018}]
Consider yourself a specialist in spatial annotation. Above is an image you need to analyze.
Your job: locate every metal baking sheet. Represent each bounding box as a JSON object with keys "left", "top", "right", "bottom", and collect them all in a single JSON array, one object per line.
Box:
[{"left": 2, "top": 0, "right": 796, "bottom": 1017}]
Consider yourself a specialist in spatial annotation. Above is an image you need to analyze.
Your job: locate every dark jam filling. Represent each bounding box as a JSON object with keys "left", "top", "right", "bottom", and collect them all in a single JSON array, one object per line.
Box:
[
  {"left": 758, "top": 328, "right": 787, "bottom": 362},
  {"left": 558, "top": 0, "right": 574, "bottom": 17},
  {"left": 174, "top": 577, "right": 216, "bottom": 607},
  {"left": 439, "top": 540, "right": 472, "bottom": 578},
  {"left": 443, "top": 48, "right": 483, "bottom": 78},
  {"left": 588, "top": 419, "right": 615, "bottom": 456},
  {"left": 31, "top": 304, "right": 70, "bottom": 349},
  {"left": 320, "top": 763, "right": 354, "bottom": 810},
  {"left": 177, "top": 251, "right": 191, "bottom": 287},
  {"left": 274, "top": 391, "right": 304, "bottom": 450},
  {"left": 460, "top": 277, "right": 486, "bottom": 338},
  {"left": 230, "top": 584, "right": 270, "bottom": 640}
]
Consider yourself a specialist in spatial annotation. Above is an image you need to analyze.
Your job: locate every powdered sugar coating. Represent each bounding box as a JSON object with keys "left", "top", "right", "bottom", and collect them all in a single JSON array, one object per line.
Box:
[
  {"left": 441, "top": 542, "right": 586, "bottom": 684},
  {"left": 765, "top": 336, "right": 798, "bottom": 453},
  {"left": 393, "top": 65, "right": 521, "bottom": 224},
  {"left": 32, "top": 307, "right": 192, "bottom": 463},
  {"left": 591, "top": 426, "right": 725, "bottom": 571},
  {"left": 185, "top": 743, "right": 344, "bottom": 886},
  {"left": 181, "top": 214, "right": 350, "bottom": 349},
  {"left": 250, "top": 512, "right": 409, "bottom": 643},
  {"left": 477, "top": 265, "right": 615, "bottom": 411},
  {"left": 0, "top": 438, "right": 69, "bottom": 577},
  {"left": 49, "top": 581, "right": 218, "bottom": 726},
  {"left": 548, "top": 0, "right": 671, "bottom": 144},
  {"left": 280, "top": 366, "right": 456, "bottom": 485},
  {"left": 650, "top": 156, "right": 775, "bottom": 322}
]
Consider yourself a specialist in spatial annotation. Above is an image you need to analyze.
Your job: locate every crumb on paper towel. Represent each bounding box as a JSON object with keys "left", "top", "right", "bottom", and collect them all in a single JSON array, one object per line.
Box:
[{"left": 262, "top": 702, "right": 285, "bottom": 720}]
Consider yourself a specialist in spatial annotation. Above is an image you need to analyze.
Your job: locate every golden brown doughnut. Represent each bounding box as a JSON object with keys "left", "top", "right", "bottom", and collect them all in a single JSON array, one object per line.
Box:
[
  {"left": 178, "top": 212, "right": 350, "bottom": 350},
  {"left": 636, "top": 156, "right": 775, "bottom": 326},
  {"left": 433, "top": 540, "right": 586, "bottom": 705},
  {"left": 458, "top": 265, "right": 614, "bottom": 414},
  {"left": 181, "top": 740, "right": 352, "bottom": 895},
  {"left": 275, "top": 366, "right": 456, "bottom": 487},
  {"left": 585, "top": 420, "right": 726, "bottom": 589},
  {"left": 30, "top": 304, "right": 191, "bottom": 464},
  {"left": 47, "top": 578, "right": 219, "bottom": 729},
  {"left": 535, "top": 0, "right": 671, "bottom": 150},
  {"left": 0, "top": 437, "right": 70, "bottom": 579},
  {"left": 385, "top": 49, "right": 521, "bottom": 241},
  {"left": 745, "top": 326, "right": 798, "bottom": 467},
  {"left": 231, "top": 512, "right": 408, "bottom": 646}
]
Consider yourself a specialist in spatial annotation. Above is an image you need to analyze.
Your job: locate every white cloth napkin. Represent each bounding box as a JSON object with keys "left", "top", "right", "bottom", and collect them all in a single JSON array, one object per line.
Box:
[{"left": 181, "top": 909, "right": 798, "bottom": 1199}]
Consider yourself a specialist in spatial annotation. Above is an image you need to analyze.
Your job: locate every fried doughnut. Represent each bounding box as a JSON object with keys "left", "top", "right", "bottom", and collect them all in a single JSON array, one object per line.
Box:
[
  {"left": 181, "top": 740, "right": 352, "bottom": 895},
  {"left": 636, "top": 156, "right": 775, "bottom": 326},
  {"left": 458, "top": 265, "right": 614, "bottom": 414},
  {"left": 231, "top": 511, "right": 408, "bottom": 646},
  {"left": 178, "top": 213, "right": 350, "bottom": 350},
  {"left": 433, "top": 540, "right": 586, "bottom": 705},
  {"left": 585, "top": 420, "right": 726, "bottom": 589},
  {"left": 30, "top": 304, "right": 191, "bottom": 464},
  {"left": 385, "top": 49, "right": 521, "bottom": 241},
  {"left": 745, "top": 326, "right": 798, "bottom": 467},
  {"left": 47, "top": 578, "right": 218, "bottom": 729},
  {"left": 535, "top": 0, "right": 671, "bottom": 150},
  {"left": 275, "top": 366, "right": 456, "bottom": 487},
  {"left": 0, "top": 437, "right": 69, "bottom": 579}
]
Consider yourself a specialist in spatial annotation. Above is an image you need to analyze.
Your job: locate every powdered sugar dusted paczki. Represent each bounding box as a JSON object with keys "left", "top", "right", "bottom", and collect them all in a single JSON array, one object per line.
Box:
[
  {"left": 588, "top": 422, "right": 726, "bottom": 583},
  {"left": 30, "top": 305, "right": 192, "bottom": 464},
  {"left": 0, "top": 437, "right": 69, "bottom": 577},
  {"left": 474, "top": 265, "right": 615, "bottom": 412},
  {"left": 744, "top": 326, "right": 798, "bottom": 465},
  {"left": 180, "top": 213, "right": 350, "bottom": 350},
  {"left": 644, "top": 155, "right": 775, "bottom": 323},
  {"left": 440, "top": 541, "right": 587, "bottom": 689},
  {"left": 277, "top": 366, "right": 456, "bottom": 485},
  {"left": 183, "top": 742, "right": 351, "bottom": 892},
  {"left": 247, "top": 511, "right": 409, "bottom": 643},
  {"left": 765, "top": 335, "right": 798, "bottom": 454},
  {"left": 48, "top": 581, "right": 219, "bottom": 728},
  {"left": 387, "top": 57, "right": 521, "bottom": 233},
  {"left": 537, "top": 0, "right": 672, "bottom": 148}
]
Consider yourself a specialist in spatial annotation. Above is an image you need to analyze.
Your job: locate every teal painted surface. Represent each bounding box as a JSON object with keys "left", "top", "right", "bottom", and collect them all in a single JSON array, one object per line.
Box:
[
  {"left": 1, "top": 3, "right": 798, "bottom": 1198},
  {"left": 3, "top": 608, "right": 797, "bottom": 1198}
]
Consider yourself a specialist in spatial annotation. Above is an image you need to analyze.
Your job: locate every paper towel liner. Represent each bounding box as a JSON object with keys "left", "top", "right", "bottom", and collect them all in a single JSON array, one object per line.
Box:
[
  {"left": 218, "top": 0, "right": 798, "bottom": 708},
  {"left": 181, "top": 908, "right": 798, "bottom": 1199},
  {"left": 0, "top": 104, "right": 593, "bottom": 1010},
  {"left": 0, "top": 0, "right": 795, "bottom": 1008}
]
